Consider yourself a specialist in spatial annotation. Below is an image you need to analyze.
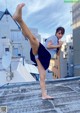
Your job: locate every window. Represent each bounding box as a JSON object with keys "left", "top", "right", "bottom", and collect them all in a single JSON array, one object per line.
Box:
[
  {"left": 13, "top": 48, "right": 18, "bottom": 56},
  {"left": 2, "top": 37, "right": 6, "bottom": 39},
  {"left": 5, "top": 48, "right": 9, "bottom": 52}
]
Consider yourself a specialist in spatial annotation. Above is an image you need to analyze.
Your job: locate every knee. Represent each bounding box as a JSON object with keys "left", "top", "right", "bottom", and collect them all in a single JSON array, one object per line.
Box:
[{"left": 40, "top": 76, "right": 45, "bottom": 82}]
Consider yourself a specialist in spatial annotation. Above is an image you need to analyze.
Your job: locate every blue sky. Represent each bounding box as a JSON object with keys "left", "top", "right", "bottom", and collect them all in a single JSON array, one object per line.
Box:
[{"left": 0, "top": 0, "right": 72, "bottom": 39}]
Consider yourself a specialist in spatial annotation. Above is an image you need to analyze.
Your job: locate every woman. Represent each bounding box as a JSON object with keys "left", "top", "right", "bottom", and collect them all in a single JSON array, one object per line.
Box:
[{"left": 13, "top": 3, "right": 53, "bottom": 99}]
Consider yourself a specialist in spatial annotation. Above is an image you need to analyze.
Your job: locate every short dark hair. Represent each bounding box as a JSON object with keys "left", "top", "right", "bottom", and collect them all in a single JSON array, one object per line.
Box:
[{"left": 56, "top": 27, "right": 65, "bottom": 35}]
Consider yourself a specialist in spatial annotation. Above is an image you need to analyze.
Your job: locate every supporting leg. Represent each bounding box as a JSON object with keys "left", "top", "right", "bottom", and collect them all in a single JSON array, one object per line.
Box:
[{"left": 36, "top": 59, "right": 53, "bottom": 99}]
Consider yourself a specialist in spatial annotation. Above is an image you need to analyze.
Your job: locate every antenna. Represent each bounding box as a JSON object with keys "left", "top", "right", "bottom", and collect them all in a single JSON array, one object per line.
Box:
[
  {"left": 5, "top": 0, "right": 8, "bottom": 22},
  {"left": 5, "top": 0, "right": 7, "bottom": 9},
  {"left": 2, "top": 51, "right": 13, "bottom": 81}
]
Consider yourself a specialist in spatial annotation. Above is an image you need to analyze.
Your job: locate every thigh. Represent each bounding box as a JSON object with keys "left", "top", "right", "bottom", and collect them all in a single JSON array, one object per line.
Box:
[
  {"left": 30, "top": 39, "right": 39, "bottom": 48},
  {"left": 29, "top": 37, "right": 39, "bottom": 53}
]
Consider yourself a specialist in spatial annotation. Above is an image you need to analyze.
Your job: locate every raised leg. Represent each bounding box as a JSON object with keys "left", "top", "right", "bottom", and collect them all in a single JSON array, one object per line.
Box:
[{"left": 13, "top": 3, "right": 39, "bottom": 55}]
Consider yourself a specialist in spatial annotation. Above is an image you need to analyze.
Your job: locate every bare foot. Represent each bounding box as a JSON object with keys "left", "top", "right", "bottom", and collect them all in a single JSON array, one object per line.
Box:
[
  {"left": 13, "top": 3, "right": 25, "bottom": 22},
  {"left": 42, "top": 95, "right": 54, "bottom": 100}
]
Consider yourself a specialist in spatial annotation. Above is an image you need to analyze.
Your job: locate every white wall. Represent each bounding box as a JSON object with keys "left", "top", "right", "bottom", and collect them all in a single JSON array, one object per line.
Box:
[
  {"left": 0, "top": 23, "right": 11, "bottom": 39},
  {"left": 0, "top": 38, "right": 12, "bottom": 58}
]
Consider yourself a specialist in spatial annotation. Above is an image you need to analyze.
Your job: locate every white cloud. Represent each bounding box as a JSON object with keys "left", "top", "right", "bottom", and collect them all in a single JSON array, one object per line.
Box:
[{"left": 26, "top": 0, "right": 55, "bottom": 16}]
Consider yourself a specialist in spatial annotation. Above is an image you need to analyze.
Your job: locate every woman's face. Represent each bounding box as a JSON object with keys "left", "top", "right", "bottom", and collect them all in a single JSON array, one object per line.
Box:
[{"left": 56, "top": 30, "right": 64, "bottom": 39}]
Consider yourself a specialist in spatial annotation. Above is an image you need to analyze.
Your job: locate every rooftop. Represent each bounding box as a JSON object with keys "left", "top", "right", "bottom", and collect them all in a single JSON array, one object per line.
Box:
[
  {"left": 0, "top": 76, "right": 80, "bottom": 113},
  {"left": 0, "top": 9, "right": 21, "bottom": 30}
]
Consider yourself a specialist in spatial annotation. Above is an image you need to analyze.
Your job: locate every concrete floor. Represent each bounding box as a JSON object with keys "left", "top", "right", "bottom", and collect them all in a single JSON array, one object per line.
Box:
[{"left": 0, "top": 77, "right": 80, "bottom": 113}]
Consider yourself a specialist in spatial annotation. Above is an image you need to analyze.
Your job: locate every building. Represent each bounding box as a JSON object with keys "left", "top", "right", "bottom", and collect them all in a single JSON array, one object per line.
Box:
[
  {"left": 0, "top": 9, "right": 41, "bottom": 63},
  {"left": 60, "top": 50, "right": 67, "bottom": 78},
  {"left": 60, "top": 34, "right": 74, "bottom": 78},
  {"left": 72, "top": 3, "right": 80, "bottom": 76},
  {"left": 66, "top": 42, "right": 74, "bottom": 77},
  {"left": 66, "top": 35, "right": 74, "bottom": 77},
  {"left": 0, "top": 38, "right": 12, "bottom": 58}
]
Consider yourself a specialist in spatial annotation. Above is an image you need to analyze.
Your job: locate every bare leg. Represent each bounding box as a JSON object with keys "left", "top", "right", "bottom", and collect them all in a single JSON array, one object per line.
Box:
[
  {"left": 13, "top": 3, "right": 53, "bottom": 99},
  {"left": 13, "top": 3, "right": 39, "bottom": 55},
  {"left": 36, "top": 59, "right": 53, "bottom": 99}
]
